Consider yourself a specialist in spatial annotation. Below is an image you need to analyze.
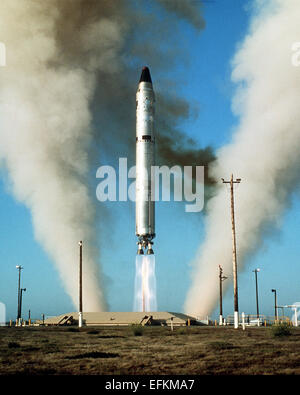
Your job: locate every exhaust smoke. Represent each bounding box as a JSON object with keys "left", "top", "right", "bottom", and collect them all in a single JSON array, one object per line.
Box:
[
  {"left": 184, "top": 0, "right": 300, "bottom": 318},
  {"left": 0, "top": 0, "right": 208, "bottom": 312}
]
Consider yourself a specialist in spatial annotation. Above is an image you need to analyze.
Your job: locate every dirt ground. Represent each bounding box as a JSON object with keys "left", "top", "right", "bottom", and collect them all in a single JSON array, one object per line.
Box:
[{"left": 0, "top": 325, "right": 300, "bottom": 375}]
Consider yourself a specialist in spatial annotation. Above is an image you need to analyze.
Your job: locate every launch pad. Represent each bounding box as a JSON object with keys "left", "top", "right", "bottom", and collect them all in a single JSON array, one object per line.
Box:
[{"left": 38, "top": 311, "right": 198, "bottom": 327}]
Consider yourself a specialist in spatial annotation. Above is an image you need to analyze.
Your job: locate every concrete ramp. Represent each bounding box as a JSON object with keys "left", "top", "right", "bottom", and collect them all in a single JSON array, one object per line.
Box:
[
  {"left": 140, "top": 315, "right": 153, "bottom": 326},
  {"left": 57, "top": 315, "right": 74, "bottom": 325}
]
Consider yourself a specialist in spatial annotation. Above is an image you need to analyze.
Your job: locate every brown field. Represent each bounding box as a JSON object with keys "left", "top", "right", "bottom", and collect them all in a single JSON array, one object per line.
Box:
[{"left": 0, "top": 325, "right": 300, "bottom": 375}]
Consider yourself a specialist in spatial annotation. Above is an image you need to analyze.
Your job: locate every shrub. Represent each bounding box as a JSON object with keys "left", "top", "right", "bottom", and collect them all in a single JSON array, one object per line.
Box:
[
  {"left": 8, "top": 342, "right": 21, "bottom": 348},
  {"left": 66, "top": 351, "right": 119, "bottom": 359},
  {"left": 207, "top": 341, "right": 235, "bottom": 351},
  {"left": 271, "top": 323, "right": 292, "bottom": 338},
  {"left": 177, "top": 327, "right": 188, "bottom": 335},
  {"left": 67, "top": 327, "right": 79, "bottom": 332},
  {"left": 87, "top": 330, "right": 99, "bottom": 335},
  {"left": 132, "top": 325, "right": 144, "bottom": 336}
]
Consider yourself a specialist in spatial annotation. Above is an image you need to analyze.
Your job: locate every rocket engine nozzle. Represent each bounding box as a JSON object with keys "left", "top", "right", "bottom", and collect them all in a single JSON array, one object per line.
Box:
[
  {"left": 137, "top": 242, "right": 144, "bottom": 255},
  {"left": 147, "top": 241, "right": 154, "bottom": 255},
  {"left": 136, "top": 237, "right": 154, "bottom": 256}
]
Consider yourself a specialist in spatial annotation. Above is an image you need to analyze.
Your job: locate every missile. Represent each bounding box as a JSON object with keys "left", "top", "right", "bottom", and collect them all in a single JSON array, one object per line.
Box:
[{"left": 136, "top": 66, "right": 155, "bottom": 255}]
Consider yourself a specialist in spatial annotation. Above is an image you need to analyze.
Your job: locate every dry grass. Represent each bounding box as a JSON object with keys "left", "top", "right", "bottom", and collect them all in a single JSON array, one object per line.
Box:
[{"left": 0, "top": 325, "right": 300, "bottom": 375}]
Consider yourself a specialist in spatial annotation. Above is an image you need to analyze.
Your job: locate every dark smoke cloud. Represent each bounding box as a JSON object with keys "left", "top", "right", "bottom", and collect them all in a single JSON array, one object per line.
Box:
[
  {"left": 157, "top": 0, "right": 206, "bottom": 30},
  {"left": 51, "top": 0, "right": 213, "bottom": 175},
  {"left": 157, "top": 133, "right": 216, "bottom": 184}
]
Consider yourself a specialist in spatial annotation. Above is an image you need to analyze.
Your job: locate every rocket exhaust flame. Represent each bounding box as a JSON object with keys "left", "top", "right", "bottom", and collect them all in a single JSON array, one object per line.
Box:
[{"left": 133, "top": 255, "right": 157, "bottom": 312}]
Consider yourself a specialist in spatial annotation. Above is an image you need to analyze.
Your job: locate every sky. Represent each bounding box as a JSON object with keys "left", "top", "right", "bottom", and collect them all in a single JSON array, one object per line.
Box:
[{"left": 0, "top": 0, "right": 300, "bottom": 323}]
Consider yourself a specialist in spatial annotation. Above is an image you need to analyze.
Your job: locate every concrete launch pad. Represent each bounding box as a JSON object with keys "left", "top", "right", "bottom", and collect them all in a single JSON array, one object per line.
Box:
[{"left": 38, "top": 311, "right": 198, "bottom": 327}]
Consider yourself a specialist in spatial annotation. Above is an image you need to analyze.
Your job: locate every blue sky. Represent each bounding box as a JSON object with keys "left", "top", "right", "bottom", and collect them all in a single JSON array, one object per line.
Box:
[{"left": 1, "top": 0, "right": 299, "bottom": 322}]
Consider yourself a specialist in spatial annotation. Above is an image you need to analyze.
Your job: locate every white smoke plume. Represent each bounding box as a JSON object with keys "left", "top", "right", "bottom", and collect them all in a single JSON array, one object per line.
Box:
[
  {"left": 184, "top": 0, "right": 300, "bottom": 317},
  {"left": 0, "top": 0, "right": 206, "bottom": 312},
  {"left": 0, "top": 0, "right": 121, "bottom": 310}
]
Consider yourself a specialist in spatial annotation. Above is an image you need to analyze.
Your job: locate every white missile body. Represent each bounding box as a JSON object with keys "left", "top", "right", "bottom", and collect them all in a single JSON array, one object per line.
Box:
[{"left": 136, "top": 67, "right": 155, "bottom": 255}]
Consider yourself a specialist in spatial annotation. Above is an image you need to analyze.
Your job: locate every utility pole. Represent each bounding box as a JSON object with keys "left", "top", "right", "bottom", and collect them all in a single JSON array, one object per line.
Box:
[
  {"left": 271, "top": 289, "right": 278, "bottom": 322},
  {"left": 253, "top": 269, "right": 260, "bottom": 320},
  {"left": 16, "top": 265, "right": 23, "bottom": 326},
  {"left": 219, "top": 265, "right": 227, "bottom": 326},
  {"left": 78, "top": 241, "right": 83, "bottom": 328},
  {"left": 222, "top": 174, "right": 241, "bottom": 329},
  {"left": 20, "top": 288, "right": 26, "bottom": 323}
]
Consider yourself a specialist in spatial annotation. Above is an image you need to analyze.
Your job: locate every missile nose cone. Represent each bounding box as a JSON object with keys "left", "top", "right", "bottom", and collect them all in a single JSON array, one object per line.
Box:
[{"left": 139, "top": 66, "right": 152, "bottom": 84}]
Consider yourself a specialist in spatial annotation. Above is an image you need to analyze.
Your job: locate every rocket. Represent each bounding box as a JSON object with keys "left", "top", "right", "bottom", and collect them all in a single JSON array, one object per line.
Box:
[{"left": 136, "top": 66, "right": 155, "bottom": 255}]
